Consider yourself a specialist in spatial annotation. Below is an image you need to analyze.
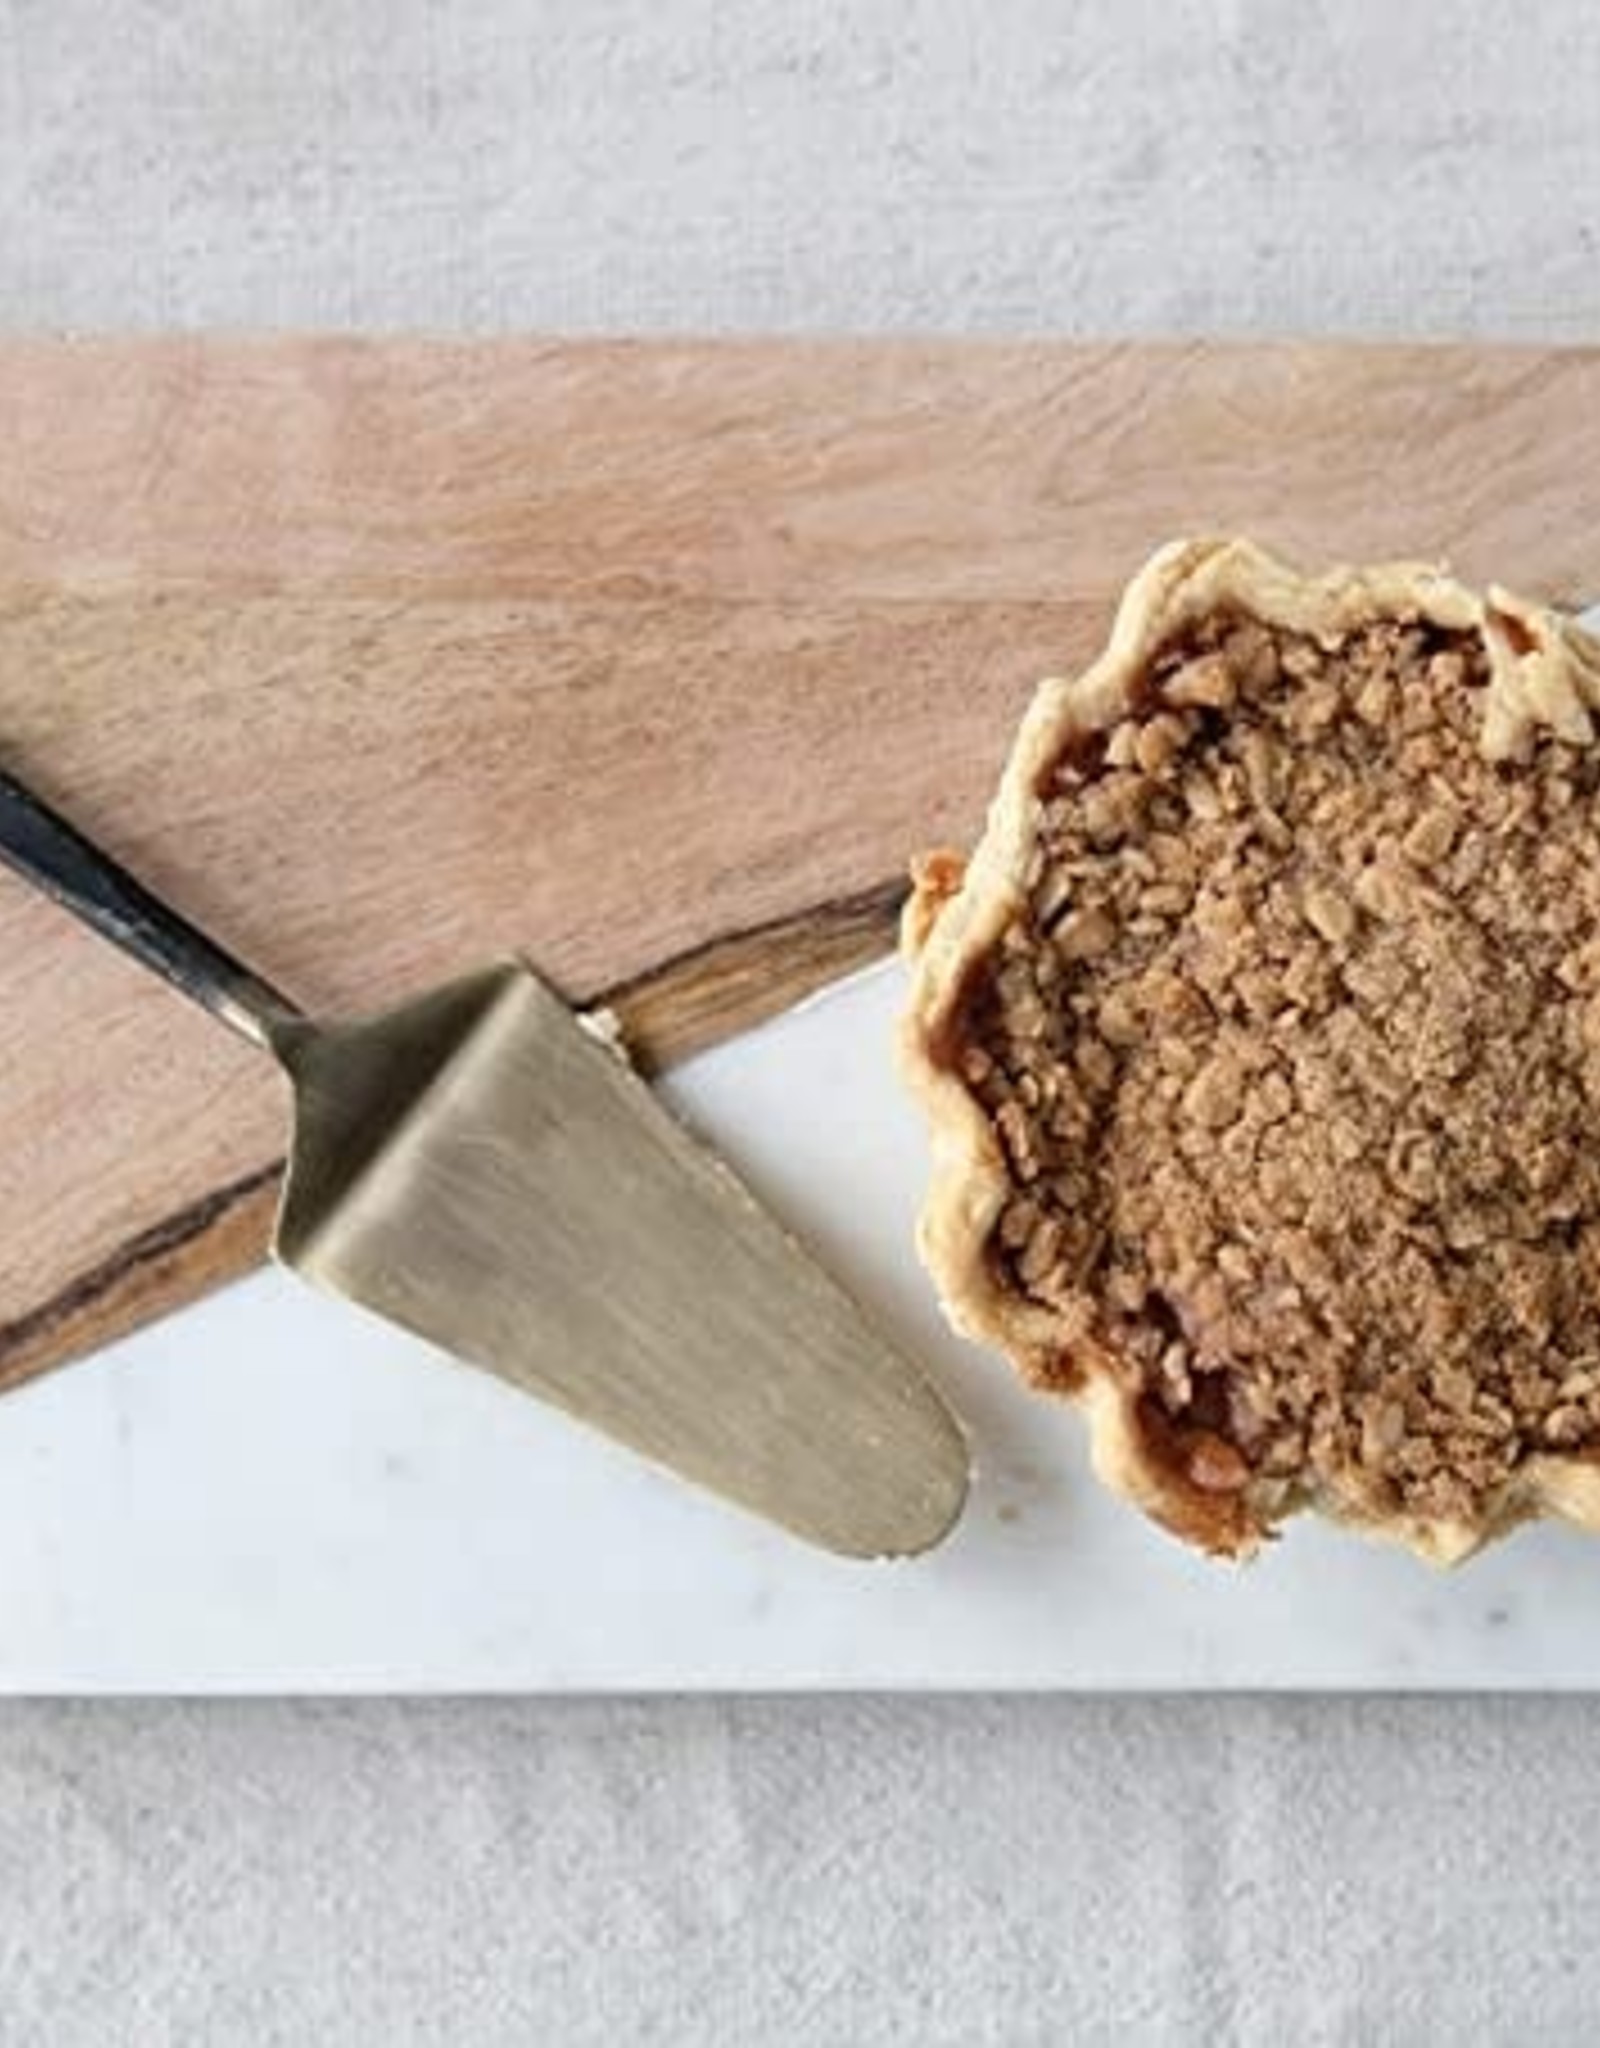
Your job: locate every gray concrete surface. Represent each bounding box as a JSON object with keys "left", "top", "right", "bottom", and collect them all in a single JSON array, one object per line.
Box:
[{"left": 5, "top": 2, "right": 1600, "bottom": 2042}]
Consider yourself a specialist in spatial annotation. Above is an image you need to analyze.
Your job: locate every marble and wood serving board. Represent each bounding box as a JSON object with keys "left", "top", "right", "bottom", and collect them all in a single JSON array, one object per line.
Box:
[
  {"left": 7, "top": 335, "right": 1600, "bottom": 1402},
  {"left": 11, "top": 960, "right": 1600, "bottom": 1694}
]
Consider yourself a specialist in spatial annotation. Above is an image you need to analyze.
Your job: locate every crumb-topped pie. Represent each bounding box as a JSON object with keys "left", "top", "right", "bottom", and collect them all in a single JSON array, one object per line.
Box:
[{"left": 901, "top": 537, "right": 1600, "bottom": 1563}]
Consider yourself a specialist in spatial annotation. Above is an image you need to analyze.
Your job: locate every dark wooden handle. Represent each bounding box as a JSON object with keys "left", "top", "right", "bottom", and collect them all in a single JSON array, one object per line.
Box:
[{"left": 0, "top": 768, "right": 302, "bottom": 1052}]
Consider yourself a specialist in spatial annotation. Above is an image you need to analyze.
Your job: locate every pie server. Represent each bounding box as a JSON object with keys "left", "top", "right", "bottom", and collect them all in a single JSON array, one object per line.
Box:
[{"left": 0, "top": 768, "right": 969, "bottom": 1558}]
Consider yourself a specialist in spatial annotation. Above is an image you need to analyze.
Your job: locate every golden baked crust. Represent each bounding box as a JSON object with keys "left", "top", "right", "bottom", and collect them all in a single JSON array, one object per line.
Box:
[{"left": 900, "top": 537, "right": 1600, "bottom": 1564}]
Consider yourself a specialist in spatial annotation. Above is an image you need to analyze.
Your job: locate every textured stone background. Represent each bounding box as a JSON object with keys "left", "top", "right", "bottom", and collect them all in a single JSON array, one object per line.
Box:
[{"left": 5, "top": 3, "right": 1600, "bottom": 2042}]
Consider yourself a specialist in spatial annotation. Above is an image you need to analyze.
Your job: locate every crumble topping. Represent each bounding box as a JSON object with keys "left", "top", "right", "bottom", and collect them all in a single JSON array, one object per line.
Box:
[{"left": 958, "top": 610, "right": 1600, "bottom": 1530}]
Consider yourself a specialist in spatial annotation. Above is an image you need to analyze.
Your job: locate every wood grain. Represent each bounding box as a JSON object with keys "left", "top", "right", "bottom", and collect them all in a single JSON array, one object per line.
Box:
[
  {"left": 5, "top": 339, "right": 1600, "bottom": 606},
  {"left": 4, "top": 337, "right": 1600, "bottom": 1385}
]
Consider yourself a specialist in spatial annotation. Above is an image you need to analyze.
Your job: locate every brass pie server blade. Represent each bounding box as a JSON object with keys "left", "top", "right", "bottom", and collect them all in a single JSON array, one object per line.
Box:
[{"left": 271, "top": 962, "right": 970, "bottom": 1559}]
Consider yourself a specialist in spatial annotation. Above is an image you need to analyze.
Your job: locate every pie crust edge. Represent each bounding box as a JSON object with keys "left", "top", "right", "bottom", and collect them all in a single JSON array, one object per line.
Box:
[{"left": 899, "top": 535, "right": 1600, "bottom": 1564}]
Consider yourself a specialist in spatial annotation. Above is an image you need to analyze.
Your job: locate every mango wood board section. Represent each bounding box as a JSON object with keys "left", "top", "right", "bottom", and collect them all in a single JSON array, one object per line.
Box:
[{"left": 3, "top": 337, "right": 1599, "bottom": 1388}]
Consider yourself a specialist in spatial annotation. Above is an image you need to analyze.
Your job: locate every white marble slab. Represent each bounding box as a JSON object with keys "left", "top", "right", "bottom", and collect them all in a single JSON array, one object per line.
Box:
[{"left": 2, "top": 957, "right": 1598, "bottom": 1693}]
